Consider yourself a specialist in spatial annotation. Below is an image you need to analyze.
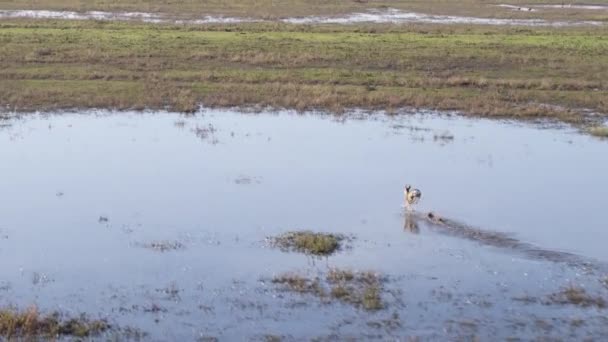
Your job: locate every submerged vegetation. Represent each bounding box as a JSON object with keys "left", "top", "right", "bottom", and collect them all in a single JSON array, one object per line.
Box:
[
  {"left": 270, "top": 231, "right": 347, "bottom": 256},
  {"left": 0, "top": 306, "right": 109, "bottom": 339},
  {"left": 588, "top": 126, "right": 608, "bottom": 138},
  {"left": 136, "top": 240, "right": 185, "bottom": 252},
  {"left": 272, "top": 269, "right": 385, "bottom": 311},
  {"left": 546, "top": 286, "right": 607, "bottom": 308},
  {"left": 0, "top": 19, "right": 606, "bottom": 127}
]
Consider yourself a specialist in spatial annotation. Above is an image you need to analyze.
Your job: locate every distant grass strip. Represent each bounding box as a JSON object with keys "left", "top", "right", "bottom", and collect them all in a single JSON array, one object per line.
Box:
[{"left": 0, "top": 20, "right": 606, "bottom": 126}]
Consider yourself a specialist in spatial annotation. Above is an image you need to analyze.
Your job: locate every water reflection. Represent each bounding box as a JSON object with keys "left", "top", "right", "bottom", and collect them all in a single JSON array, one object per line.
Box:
[{"left": 403, "top": 212, "right": 421, "bottom": 234}]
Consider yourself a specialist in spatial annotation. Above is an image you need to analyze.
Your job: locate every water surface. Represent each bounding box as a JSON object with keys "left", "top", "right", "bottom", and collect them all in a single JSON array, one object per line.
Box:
[{"left": 0, "top": 109, "right": 607, "bottom": 340}]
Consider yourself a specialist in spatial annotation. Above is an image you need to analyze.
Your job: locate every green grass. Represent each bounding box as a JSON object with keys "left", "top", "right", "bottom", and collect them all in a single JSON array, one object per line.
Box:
[
  {"left": 271, "top": 231, "right": 345, "bottom": 256},
  {"left": 0, "top": 19, "right": 606, "bottom": 125}
]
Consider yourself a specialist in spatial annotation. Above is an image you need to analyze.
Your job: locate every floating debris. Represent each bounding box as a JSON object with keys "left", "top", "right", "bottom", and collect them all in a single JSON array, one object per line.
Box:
[
  {"left": 136, "top": 240, "right": 185, "bottom": 252},
  {"left": 192, "top": 124, "right": 219, "bottom": 144},
  {"left": 433, "top": 130, "right": 455, "bottom": 142},
  {"left": 234, "top": 175, "right": 262, "bottom": 185}
]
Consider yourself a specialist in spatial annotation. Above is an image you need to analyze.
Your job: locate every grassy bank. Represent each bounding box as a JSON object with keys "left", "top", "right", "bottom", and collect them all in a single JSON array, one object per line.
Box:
[{"left": 0, "top": 19, "right": 607, "bottom": 124}]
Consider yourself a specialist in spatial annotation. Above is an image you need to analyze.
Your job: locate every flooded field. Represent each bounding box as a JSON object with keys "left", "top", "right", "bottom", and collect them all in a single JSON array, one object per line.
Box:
[
  {"left": 0, "top": 109, "right": 607, "bottom": 340},
  {"left": 281, "top": 8, "right": 604, "bottom": 26},
  {"left": 0, "top": 8, "right": 604, "bottom": 26}
]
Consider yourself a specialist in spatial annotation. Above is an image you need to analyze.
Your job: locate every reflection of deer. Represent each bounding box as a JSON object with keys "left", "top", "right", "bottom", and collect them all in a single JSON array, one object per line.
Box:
[{"left": 403, "top": 212, "right": 420, "bottom": 234}]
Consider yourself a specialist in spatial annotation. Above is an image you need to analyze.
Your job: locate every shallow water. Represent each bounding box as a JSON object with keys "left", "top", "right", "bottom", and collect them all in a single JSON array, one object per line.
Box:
[
  {"left": 282, "top": 8, "right": 602, "bottom": 26},
  {"left": 0, "top": 109, "right": 607, "bottom": 340},
  {"left": 0, "top": 8, "right": 604, "bottom": 26}
]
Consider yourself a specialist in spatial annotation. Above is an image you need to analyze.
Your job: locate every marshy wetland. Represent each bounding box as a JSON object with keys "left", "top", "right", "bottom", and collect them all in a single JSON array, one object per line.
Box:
[
  {"left": 0, "top": 109, "right": 607, "bottom": 340},
  {"left": 1, "top": 0, "right": 608, "bottom": 340}
]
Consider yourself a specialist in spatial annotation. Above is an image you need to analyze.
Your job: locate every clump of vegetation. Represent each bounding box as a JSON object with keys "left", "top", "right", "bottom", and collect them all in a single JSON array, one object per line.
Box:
[
  {"left": 546, "top": 286, "right": 607, "bottom": 308},
  {"left": 271, "top": 273, "right": 325, "bottom": 296},
  {"left": 270, "top": 231, "right": 348, "bottom": 256},
  {"left": 137, "top": 240, "right": 185, "bottom": 252},
  {"left": 272, "top": 269, "right": 386, "bottom": 311},
  {"left": 588, "top": 126, "right": 608, "bottom": 138},
  {"left": 327, "top": 269, "right": 384, "bottom": 310},
  {"left": 0, "top": 306, "right": 108, "bottom": 339}
]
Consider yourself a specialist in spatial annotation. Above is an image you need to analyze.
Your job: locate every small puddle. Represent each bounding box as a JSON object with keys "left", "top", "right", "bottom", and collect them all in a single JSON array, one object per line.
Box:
[
  {"left": 0, "top": 109, "right": 607, "bottom": 339},
  {"left": 0, "top": 8, "right": 604, "bottom": 26}
]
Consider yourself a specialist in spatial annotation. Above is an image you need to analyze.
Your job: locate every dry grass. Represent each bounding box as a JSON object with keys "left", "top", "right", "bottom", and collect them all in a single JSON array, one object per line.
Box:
[
  {"left": 0, "top": 19, "right": 606, "bottom": 126},
  {"left": 546, "top": 286, "right": 607, "bottom": 308},
  {"left": 271, "top": 231, "right": 346, "bottom": 256},
  {"left": 0, "top": 306, "right": 108, "bottom": 339}
]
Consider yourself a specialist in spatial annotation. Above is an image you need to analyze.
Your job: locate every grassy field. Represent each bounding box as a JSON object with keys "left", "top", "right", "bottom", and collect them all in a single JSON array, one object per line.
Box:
[
  {"left": 0, "top": 18, "right": 607, "bottom": 125},
  {"left": 2, "top": 0, "right": 608, "bottom": 21}
]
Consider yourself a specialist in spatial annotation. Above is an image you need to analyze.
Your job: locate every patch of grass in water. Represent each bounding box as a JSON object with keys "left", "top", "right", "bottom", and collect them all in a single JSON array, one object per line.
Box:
[
  {"left": 547, "top": 286, "right": 606, "bottom": 308},
  {"left": 328, "top": 270, "right": 384, "bottom": 310},
  {"left": 588, "top": 126, "right": 608, "bottom": 138},
  {"left": 272, "top": 269, "right": 385, "bottom": 311},
  {"left": 271, "top": 231, "right": 348, "bottom": 256},
  {"left": 362, "top": 285, "right": 384, "bottom": 311},
  {"left": 0, "top": 306, "right": 108, "bottom": 339}
]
